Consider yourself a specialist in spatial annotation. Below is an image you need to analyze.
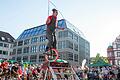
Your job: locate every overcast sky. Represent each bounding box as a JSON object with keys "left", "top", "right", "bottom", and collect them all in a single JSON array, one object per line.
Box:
[{"left": 0, "top": 0, "right": 120, "bottom": 57}]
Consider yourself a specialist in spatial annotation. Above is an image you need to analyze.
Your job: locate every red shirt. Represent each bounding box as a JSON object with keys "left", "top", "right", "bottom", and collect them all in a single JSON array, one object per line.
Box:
[
  {"left": 1, "top": 61, "right": 9, "bottom": 69},
  {"left": 46, "top": 15, "right": 57, "bottom": 26}
]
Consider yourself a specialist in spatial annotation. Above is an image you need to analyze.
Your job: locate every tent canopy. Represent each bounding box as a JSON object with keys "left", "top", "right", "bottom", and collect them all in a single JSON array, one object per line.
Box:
[
  {"left": 88, "top": 59, "right": 111, "bottom": 67},
  {"left": 56, "top": 59, "right": 68, "bottom": 63}
]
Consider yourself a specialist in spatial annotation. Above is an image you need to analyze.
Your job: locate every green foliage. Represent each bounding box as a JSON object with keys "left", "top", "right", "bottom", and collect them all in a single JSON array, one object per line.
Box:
[{"left": 91, "top": 53, "right": 109, "bottom": 64}]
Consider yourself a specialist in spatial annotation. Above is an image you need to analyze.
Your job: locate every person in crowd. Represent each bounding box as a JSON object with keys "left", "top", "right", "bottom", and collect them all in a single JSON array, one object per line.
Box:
[
  {"left": 11, "top": 62, "right": 19, "bottom": 78},
  {"left": 117, "top": 67, "right": 120, "bottom": 79}
]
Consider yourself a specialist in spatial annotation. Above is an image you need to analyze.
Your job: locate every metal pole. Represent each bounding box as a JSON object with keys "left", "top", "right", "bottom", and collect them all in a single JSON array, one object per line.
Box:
[{"left": 48, "top": 0, "right": 50, "bottom": 16}]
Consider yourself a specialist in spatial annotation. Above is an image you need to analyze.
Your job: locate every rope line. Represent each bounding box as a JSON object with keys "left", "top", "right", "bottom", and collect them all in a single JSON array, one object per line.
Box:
[{"left": 48, "top": 0, "right": 65, "bottom": 19}]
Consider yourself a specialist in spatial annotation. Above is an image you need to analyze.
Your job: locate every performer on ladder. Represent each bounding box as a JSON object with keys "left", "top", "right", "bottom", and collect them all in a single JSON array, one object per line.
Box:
[{"left": 44, "top": 8, "right": 64, "bottom": 54}]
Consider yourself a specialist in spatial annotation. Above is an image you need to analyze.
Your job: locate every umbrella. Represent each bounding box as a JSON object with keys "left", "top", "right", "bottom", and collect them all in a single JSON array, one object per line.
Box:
[
  {"left": 88, "top": 59, "right": 111, "bottom": 67},
  {"left": 56, "top": 59, "right": 68, "bottom": 63},
  {"left": 0, "top": 59, "right": 3, "bottom": 62}
]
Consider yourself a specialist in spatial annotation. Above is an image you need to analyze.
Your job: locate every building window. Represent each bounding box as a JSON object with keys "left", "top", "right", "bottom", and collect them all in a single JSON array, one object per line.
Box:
[
  {"left": 74, "top": 35, "right": 78, "bottom": 42},
  {"left": 13, "top": 49, "right": 16, "bottom": 55},
  {"left": 66, "top": 40, "right": 73, "bottom": 49},
  {"left": 13, "top": 42, "right": 17, "bottom": 47},
  {"left": 118, "top": 60, "right": 120, "bottom": 65},
  {"left": 12, "top": 57, "right": 15, "bottom": 60},
  {"left": 0, "top": 50, "right": 2, "bottom": 54},
  {"left": 117, "top": 52, "right": 120, "bottom": 57},
  {"left": 108, "top": 52, "right": 114, "bottom": 57},
  {"left": 1, "top": 37, "right": 5, "bottom": 40},
  {"left": 79, "top": 37, "right": 85, "bottom": 46},
  {"left": 23, "top": 47, "right": 29, "bottom": 53},
  {"left": 17, "top": 57, "right": 21, "bottom": 62},
  {"left": 4, "top": 44, "right": 9, "bottom": 48},
  {"left": 31, "top": 45, "right": 37, "bottom": 53},
  {"left": 30, "top": 55, "right": 37, "bottom": 62},
  {"left": 74, "top": 54, "right": 78, "bottom": 62},
  {"left": 23, "top": 56, "right": 28, "bottom": 62},
  {"left": 24, "top": 39, "right": 29, "bottom": 45},
  {"left": 58, "top": 31, "right": 68, "bottom": 38},
  {"left": 117, "top": 44, "right": 120, "bottom": 48},
  {"left": 18, "top": 41, "right": 23, "bottom": 46},
  {"left": 40, "top": 36, "right": 46, "bottom": 42},
  {"left": 31, "top": 37, "right": 38, "bottom": 44},
  {"left": 68, "top": 52, "right": 73, "bottom": 61},
  {"left": 58, "top": 41, "right": 62, "bottom": 49},
  {"left": 0, "top": 43, "right": 3, "bottom": 47},
  {"left": 39, "top": 55, "right": 45, "bottom": 62},
  {"left": 58, "top": 31, "right": 62, "bottom": 38},
  {"left": 74, "top": 44, "right": 78, "bottom": 51},
  {"left": 17, "top": 48, "right": 22, "bottom": 54},
  {"left": 10, "top": 44, "right": 13, "bottom": 48},
  {"left": 39, "top": 45, "right": 46, "bottom": 52},
  {"left": 68, "top": 31, "right": 73, "bottom": 39},
  {"left": 58, "top": 41, "right": 66, "bottom": 49},
  {"left": 3, "top": 51, "right": 8, "bottom": 55},
  {"left": 7, "top": 38, "right": 11, "bottom": 42},
  {"left": 10, "top": 52, "right": 12, "bottom": 55}
]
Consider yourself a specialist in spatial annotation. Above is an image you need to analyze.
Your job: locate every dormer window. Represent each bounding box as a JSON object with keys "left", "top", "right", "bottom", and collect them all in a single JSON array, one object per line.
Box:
[
  {"left": 7, "top": 38, "right": 11, "bottom": 42},
  {"left": 1, "top": 37, "right": 5, "bottom": 40}
]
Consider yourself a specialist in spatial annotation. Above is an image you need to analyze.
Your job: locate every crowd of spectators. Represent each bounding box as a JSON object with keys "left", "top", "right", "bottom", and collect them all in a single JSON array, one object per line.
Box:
[{"left": 75, "top": 66, "right": 120, "bottom": 80}]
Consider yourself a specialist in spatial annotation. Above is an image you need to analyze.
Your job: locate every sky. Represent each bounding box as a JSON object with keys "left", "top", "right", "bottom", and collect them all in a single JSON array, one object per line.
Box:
[{"left": 0, "top": 0, "right": 120, "bottom": 57}]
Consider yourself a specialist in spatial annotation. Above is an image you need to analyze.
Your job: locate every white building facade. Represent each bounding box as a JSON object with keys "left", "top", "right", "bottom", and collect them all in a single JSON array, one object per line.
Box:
[
  {"left": 0, "top": 31, "right": 15, "bottom": 60},
  {"left": 12, "top": 19, "right": 90, "bottom": 65}
]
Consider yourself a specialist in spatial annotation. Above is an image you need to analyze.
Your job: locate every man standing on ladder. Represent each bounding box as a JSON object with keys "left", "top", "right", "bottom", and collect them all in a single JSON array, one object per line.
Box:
[{"left": 45, "top": 8, "right": 64, "bottom": 53}]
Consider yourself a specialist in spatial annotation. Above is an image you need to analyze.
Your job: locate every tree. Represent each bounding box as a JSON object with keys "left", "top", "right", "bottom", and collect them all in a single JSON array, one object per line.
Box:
[{"left": 91, "top": 53, "right": 109, "bottom": 64}]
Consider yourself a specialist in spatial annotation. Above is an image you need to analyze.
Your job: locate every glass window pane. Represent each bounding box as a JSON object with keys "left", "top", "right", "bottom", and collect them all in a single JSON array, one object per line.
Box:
[
  {"left": 17, "top": 48, "right": 22, "bottom": 54},
  {"left": 18, "top": 41, "right": 23, "bottom": 46},
  {"left": 24, "top": 39, "right": 29, "bottom": 45},
  {"left": 117, "top": 44, "right": 120, "bottom": 48},
  {"left": 74, "top": 54, "right": 78, "bottom": 62},
  {"left": 12, "top": 57, "right": 15, "bottom": 60},
  {"left": 13, "top": 49, "right": 16, "bottom": 55},
  {"left": 23, "top": 47, "right": 29, "bottom": 53},
  {"left": 4, "top": 44, "right": 9, "bottom": 48},
  {"left": 68, "top": 31, "right": 73, "bottom": 39},
  {"left": 31, "top": 45, "right": 37, "bottom": 53},
  {"left": 13, "top": 42, "right": 17, "bottom": 47},
  {"left": 39, "top": 45, "right": 46, "bottom": 52},
  {"left": 0, "top": 50, "right": 2, "bottom": 54},
  {"left": 74, "top": 44, "right": 78, "bottom": 51},
  {"left": 39, "top": 55, "right": 45, "bottom": 62},
  {"left": 0, "top": 43, "right": 3, "bottom": 47},
  {"left": 3, "top": 51, "right": 8, "bottom": 55},
  {"left": 67, "top": 52, "right": 73, "bottom": 60},
  {"left": 117, "top": 52, "right": 120, "bottom": 57},
  {"left": 30, "top": 55, "right": 37, "bottom": 62},
  {"left": 23, "top": 56, "right": 28, "bottom": 62},
  {"left": 74, "top": 35, "right": 78, "bottom": 42},
  {"left": 66, "top": 40, "right": 73, "bottom": 49},
  {"left": 31, "top": 37, "right": 38, "bottom": 44},
  {"left": 17, "top": 57, "right": 21, "bottom": 62},
  {"left": 40, "top": 36, "right": 46, "bottom": 42}
]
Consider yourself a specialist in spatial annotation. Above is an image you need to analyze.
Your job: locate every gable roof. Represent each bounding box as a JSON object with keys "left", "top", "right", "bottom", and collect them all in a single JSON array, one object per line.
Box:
[{"left": 0, "top": 31, "right": 15, "bottom": 43}]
